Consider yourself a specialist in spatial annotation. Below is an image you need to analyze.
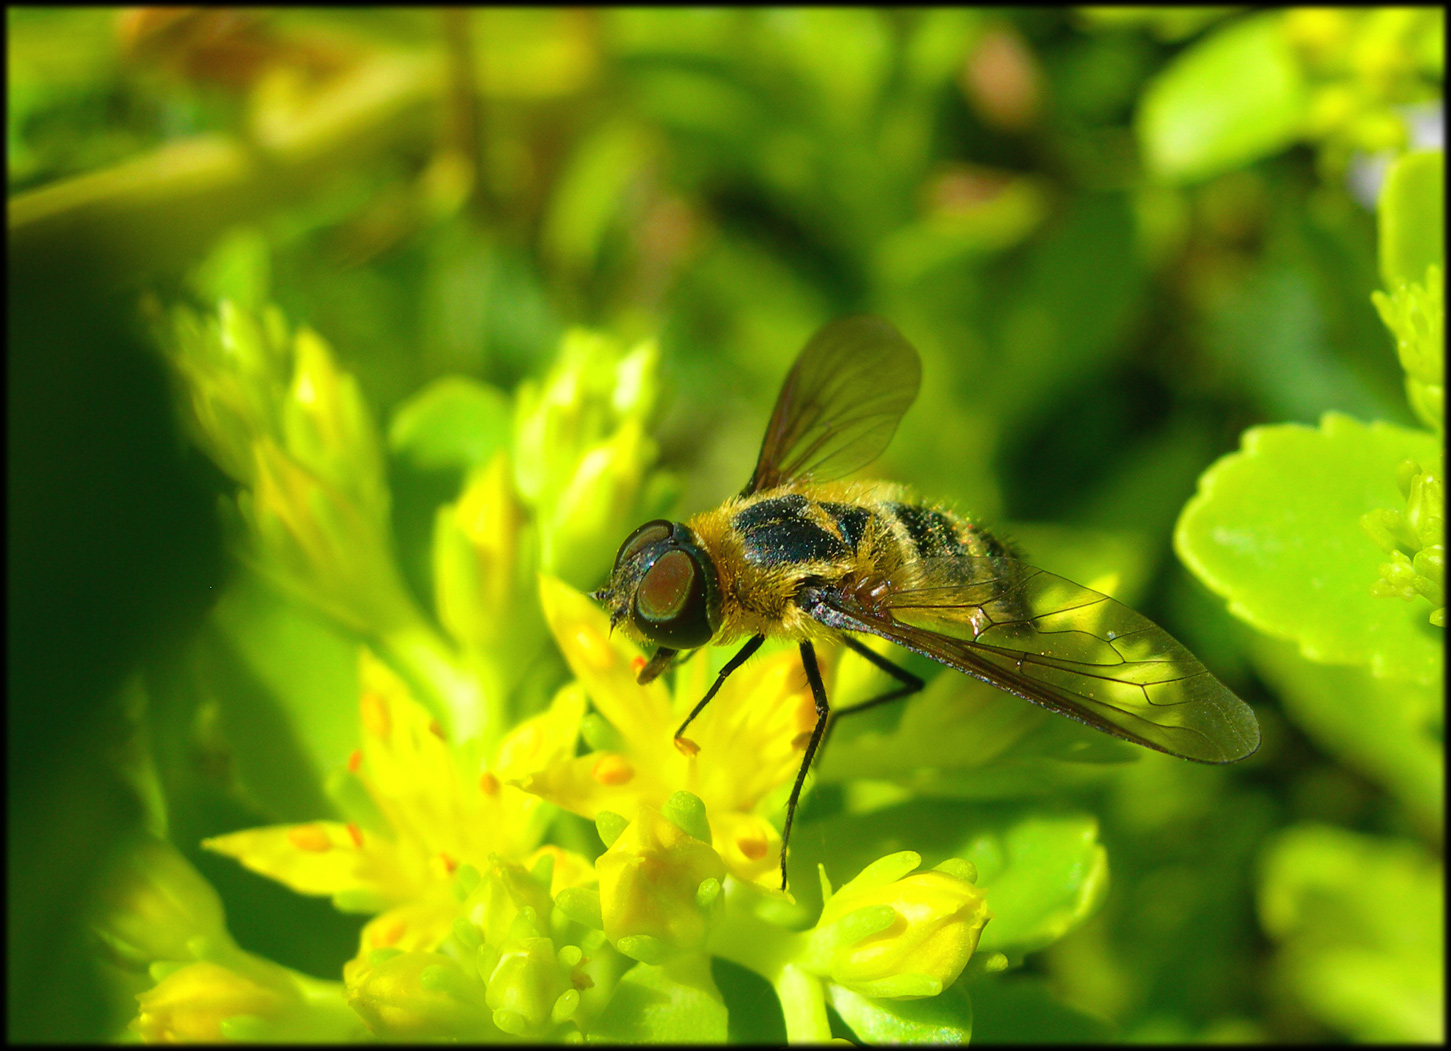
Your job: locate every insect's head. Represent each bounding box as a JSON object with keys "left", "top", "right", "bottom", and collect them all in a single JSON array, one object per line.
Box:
[{"left": 591, "top": 519, "right": 722, "bottom": 651}]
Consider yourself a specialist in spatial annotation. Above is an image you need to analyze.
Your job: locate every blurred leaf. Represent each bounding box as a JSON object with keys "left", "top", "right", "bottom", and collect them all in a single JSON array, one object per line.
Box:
[
  {"left": 1250, "top": 637, "right": 1441, "bottom": 833},
  {"left": 204, "top": 571, "right": 360, "bottom": 821},
  {"left": 387, "top": 375, "right": 511, "bottom": 472},
  {"left": 967, "top": 973, "right": 1114, "bottom": 1043},
  {"left": 828, "top": 980, "right": 972, "bottom": 1043},
  {"left": 1138, "top": 12, "right": 1307, "bottom": 184},
  {"left": 1176, "top": 412, "right": 1442, "bottom": 683},
  {"left": 1077, "top": 7, "right": 1237, "bottom": 42},
  {"left": 969, "top": 811, "right": 1109, "bottom": 957},
  {"left": 1259, "top": 824, "right": 1443, "bottom": 1042},
  {"left": 187, "top": 226, "right": 272, "bottom": 311},
  {"left": 587, "top": 957, "right": 728, "bottom": 1043},
  {"left": 542, "top": 118, "right": 650, "bottom": 275},
  {"left": 1378, "top": 150, "right": 1445, "bottom": 290},
  {"left": 985, "top": 193, "right": 1147, "bottom": 430},
  {"left": 758, "top": 9, "right": 891, "bottom": 127}
]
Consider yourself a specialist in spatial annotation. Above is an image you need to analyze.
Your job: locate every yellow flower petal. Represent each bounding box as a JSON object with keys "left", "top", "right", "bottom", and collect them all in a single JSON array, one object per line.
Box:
[
  {"left": 539, "top": 575, "right": 675, "bottom": 765},
  {"left": 683, "top": 647, "right": 820, "bottom": 815},
  {"left": 203, "top": 822, "right": 422, "bottom": 904},
  {"left": 709, "top": 810, "right": 785, "bottom": 889},
  {"left": 494, "top": 683, "right": 586, "bottom": 781},
  {"left": 514, "top": 753, "right": 669, "bottom": 822},
  {"left": 344, "top": 893, "right": 462, "bottom": 988}
]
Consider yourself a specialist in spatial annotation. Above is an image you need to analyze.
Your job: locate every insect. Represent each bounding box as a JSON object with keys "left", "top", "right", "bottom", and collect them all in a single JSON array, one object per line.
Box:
[{"left": 592, "top": 316, "right": 1260, "bottom": 889}]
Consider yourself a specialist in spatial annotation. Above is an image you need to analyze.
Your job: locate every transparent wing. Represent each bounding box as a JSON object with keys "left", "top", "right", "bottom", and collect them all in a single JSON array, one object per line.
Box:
[
  {"left": 744, "top": 315, "right": 921, "bottom": 496},
  {"left": 807, "top": 557, "right": 1260, "bottom": 763}
]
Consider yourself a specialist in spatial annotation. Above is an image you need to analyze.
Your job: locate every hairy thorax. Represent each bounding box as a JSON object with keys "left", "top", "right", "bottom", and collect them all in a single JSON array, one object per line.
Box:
[{"left": 685, "top": 479, "right": 1005, "bottom": 644}]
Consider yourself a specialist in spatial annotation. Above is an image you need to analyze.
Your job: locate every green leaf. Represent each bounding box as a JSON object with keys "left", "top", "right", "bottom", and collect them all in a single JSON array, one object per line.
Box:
[
  {"left": 1175, "top": 413, "right": 1442, "bottom": 684},
  {"left": 967, "top": 974, "right": 1114, "bottom": 1043},
  {"left": 1137, "top": 12, "right": 1307, "bottom": 184},
  {"left": 202, "top": 571, "right": 361, "bottom": 820},
  {"left": 1250, "top": 637, "right": 1441, "bottom": 832},
  {"left": 827, "top": 981, "right": 972, "bottom": 1044},
  {"left": 587, "top": 957, "right": 728, "bottom": 1043},
  {"left": 1379, "top": 150, "right": 1445, "bottom": 290},
  {"left": 1258, "top": 824, "right": 1444, "bottom": 1042},
  {"left": 387, "top": 376, "right": 511, "bottom": 472},
  {"left": 967, "top": 811, "right": 1109, "bottom": 957}
]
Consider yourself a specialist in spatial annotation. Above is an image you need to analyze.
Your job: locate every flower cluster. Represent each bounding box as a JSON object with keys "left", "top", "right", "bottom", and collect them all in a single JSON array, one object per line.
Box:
[
  {"left": 1284, "top": 7, "right": 1444, "bottom": 173},
  {"left": 119, "top": 253, "right": 1000, "bottom": 1042},
  {"left": 1364, "top": 263, "right": 1445, "bottom": 626}
]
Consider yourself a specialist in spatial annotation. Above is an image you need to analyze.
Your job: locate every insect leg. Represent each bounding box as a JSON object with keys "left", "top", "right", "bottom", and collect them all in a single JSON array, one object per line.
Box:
[
  {"left": 832, "top": 634, "right": 923, "bottom": 718},
  {"left": 672, "top": 634, "right": 765, "bottom": 743},
  {"left": 778, "top": 641, "right": 830, "bottom": 891}
]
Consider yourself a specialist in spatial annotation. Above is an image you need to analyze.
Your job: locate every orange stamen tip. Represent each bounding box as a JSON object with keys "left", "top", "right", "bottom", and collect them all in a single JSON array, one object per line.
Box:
[
  {"left": 479, "top": 771, "right": 500, "bottom": 797},
  {"left": 346, "top": 749, "right": 362, "bottom": 773},
  {"left": 374, "top": 919, "right": 406, "bottom": 948},
  {"left": 790, "top": 731, "right": 814, "bottom": 751},
  {"left": 428, "top": 719, "right": 446, "bottom": 740},
  {"left": 674, "top": 736, "right": 701, "bottom": 758},
  {"left": 736, "top": 830, "right": 769, "bottom": 860},
  {"left": 591, "top": 754, "right": 635, "bottom": 786},
  {"left": 346, "top": 823, "right": 365, "bottom": 848},
  {"left": 439, "top": 852, "right": 458, "bottom": 874},
  {"left": 287, "top": 824, "right": 332, "bottom": 853},
  {"left": 360, "top": 691, "right": 390, "bottom": 739},
  {"left": 631, "top": 655, "right": 647, "bottom": 674}
]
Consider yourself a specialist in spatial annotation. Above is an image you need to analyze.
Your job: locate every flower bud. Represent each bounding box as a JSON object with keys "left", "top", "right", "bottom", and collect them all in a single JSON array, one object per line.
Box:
[
  {"left": 808, "top": 852, "right": 989, "bottom": 1000},
  {"left": 484, "top": 936, "right": 571, "bottom": 1037},
  {"left": 133, "top": 959, "right": 292, "bottom": 1043},
  {"left": 347, "top": 951, "right": 493, "bottom": 1040},
  {"left": 283, "top": 326, "right": 386, "bottom": 519},
  {"left": 596, "top": 805, "right": 726, "bottom": 958},
  {"left": 461, "top": 856, "right": 555, "bottom": 954},
  {"left": 434, "top": 451, "right": 525, "bottom": 650},
  {"left": 93, "top": 837, "right": 232, "bottom": 970}
]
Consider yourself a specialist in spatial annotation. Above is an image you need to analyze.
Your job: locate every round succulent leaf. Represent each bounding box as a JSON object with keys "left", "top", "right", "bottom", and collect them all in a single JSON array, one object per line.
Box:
[{"left": 1176, "top": 413, "right": 1442, "bottom": 684}]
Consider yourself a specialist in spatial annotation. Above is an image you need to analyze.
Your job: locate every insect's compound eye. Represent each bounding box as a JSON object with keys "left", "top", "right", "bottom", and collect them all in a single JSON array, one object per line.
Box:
[
  {"left": 633, "top": 547, "right": 718, "bottom": 649},
  {"left": 614, "top": 520, "right": 672, "bottom": 573}
]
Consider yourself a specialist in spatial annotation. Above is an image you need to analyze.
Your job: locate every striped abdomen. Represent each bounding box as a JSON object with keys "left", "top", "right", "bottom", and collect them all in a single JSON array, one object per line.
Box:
[{"left": 730, "top": 491, "right": 1008, "bottom": 574}]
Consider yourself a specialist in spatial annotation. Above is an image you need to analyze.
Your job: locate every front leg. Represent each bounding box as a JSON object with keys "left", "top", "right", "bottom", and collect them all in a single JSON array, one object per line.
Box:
[
  {"left": 778, "top": 641, "right": 831, "bottom": 891},
  {"left": 672, "top": 635, "right": 765, "bottom": 754}
]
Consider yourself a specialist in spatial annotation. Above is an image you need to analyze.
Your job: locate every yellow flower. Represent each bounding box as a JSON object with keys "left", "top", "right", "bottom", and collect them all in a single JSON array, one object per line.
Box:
[
  {"left": 92, "top": 836, "right": 232, "bottom": 970},
  {"left": 524, "top": 576, "right": 821, "bottom": 889},
  {"left": 132, "top": 953, "right": 359, "bottom": 1043},
  {"left": 346, "top": 951, "right": 494, "bottom": 1041},
  {"left": 205, "top": 649, "right": 590, "bottom": 985},
  {"left": 806, "top": 852, "right": 989, "bottom": 1000},
  {"left": 596, "top": 804, "right": 727, "bottom": 959},
  {"left": 134, "top": 960, "right": 289, "bottom": 1043}
]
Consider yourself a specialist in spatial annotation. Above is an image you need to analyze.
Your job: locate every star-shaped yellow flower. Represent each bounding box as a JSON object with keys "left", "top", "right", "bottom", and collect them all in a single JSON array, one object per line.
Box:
[
  {"left": 523, "top": 576, "right": 824, "bottom": 890},
  {"left": 205, "top": 648, "right": 592, "bottom": 980}
]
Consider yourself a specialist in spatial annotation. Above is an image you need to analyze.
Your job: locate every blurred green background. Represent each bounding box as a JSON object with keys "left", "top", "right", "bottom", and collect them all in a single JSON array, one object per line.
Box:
[{"left": 8, "top": 7, "right": 1442, "bottom": 1043}]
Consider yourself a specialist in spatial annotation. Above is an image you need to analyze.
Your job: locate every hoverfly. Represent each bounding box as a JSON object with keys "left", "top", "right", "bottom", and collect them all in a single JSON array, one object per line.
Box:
[{"left": 593, "top": 316, "right": 1260, "bottom": 889}]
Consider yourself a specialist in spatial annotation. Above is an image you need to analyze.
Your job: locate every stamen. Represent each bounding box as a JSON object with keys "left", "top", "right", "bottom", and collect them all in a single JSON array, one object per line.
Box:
[
  {"left": 288, "top": 824, "right": 332, "bottom": 852},
  {"left": 736, "top": 828, "right": 769, "bottom": 860},
  {"left": 591, "top": 755, "right": 634, "bottom": 785}
]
